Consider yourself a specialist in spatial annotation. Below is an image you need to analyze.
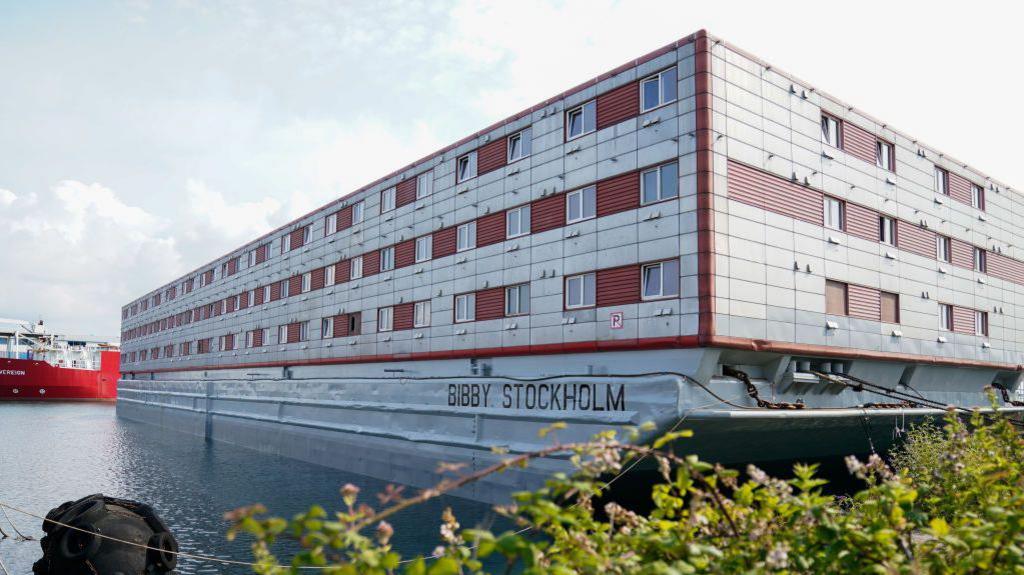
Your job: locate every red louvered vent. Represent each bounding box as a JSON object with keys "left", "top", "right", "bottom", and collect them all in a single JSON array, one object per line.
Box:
[
  {"left": 363, "top": 250, "right": 380, "bottom": 276},
  {"left": 252, "top": 329, "right": 264, "bottom": 347},
  {"left": 948, "top": 173, "right": 973, "bottom": 205},
  {"left": 289, "top": 227, "right": 306, "bottom": 250},
  {"left": 224, "top": 334, "right": 234, "bottom": 350},
  {"left": 238, "top": 291, "right": 249, "bottom": 310},
  {"left": 475, "top": 287, "right": 505, "bottom": 320},
  {"left": 433, "top": 227, "right": 457, "bottom": 258},
  {"left": 226, "top": 297, "right": 236, "bottom": 313},
  {"left": 597, "top": 264, "right": 641, "bottom": 307},
  {"left": 841, "top": 122, "right": 876, "bottom": 165},
  {"left": 226, "top": 258, "right": 238, "bottom": 276},
  {"left": 477, "top": 138, "right": 507, "bottom": 175},
  {"left": 337, "top": 206, "right": 353, "bottom": 230},
  {"left": 288, "top": 274, "right": 302, "bottom": 296},
  {"left": 333, "top": 312, "right": 361, "bottom": 337},
  {"left": 254, "top": 287, "right": 265, "bottom": 305},
  {"left": 844, "top": 203, "right": 878, "bottom": 242},
  {"left": 476, "top": 211, "right": 506, "bottom": 247},
  {"left": 395, "top": 239, "right": 416, "bottom": 268},
  {"left": 952, "top": 307, "right": 976, "bottom": 334},
  {"left": 596, "top": 81, "right": 639, "bottom": 130},
  {"left": 531, "top": 193, "right": 565, "bottom": 233},
  {"left": 255, "top": 244, "right": 267, "bottom": 264},
  {"left": 311, "top": 267, "right": 326, "bottom": 290},
  {"left": 895, "top": 220, "right": 936, "bottom": 259},
  {"left": 396, "top": 178, "right": 417, "bottom": 208},
  {"left": 726, "top": 161, "right": 823, "bottom": 226},
  {"left": 988, "top": 253, "right": 1024, "bottom": 284},
  {"left": 393, "top": 302, "right": 415, "bottom": 331},
  {"left": 269, "top": 282, "right": 282, "bottom": 301},
  {"left": 203, "top": 270, "right": 214, "bottom": 285},
  {"left": 847, "top": 284, "right": 880, "bottom": 321},
  {"left": 597, "top": 171, "right": 640, "bottom": 217},
  {"left": 950, "top": 239, "right": 974, "bottom": 270},
  {"left": 335, "top": 259, "right": 352, "bottom": 283}
]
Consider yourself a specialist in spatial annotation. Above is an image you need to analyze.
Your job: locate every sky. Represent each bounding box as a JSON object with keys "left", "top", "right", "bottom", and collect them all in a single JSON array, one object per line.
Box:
[{"left": 0, "top": 0, "right": 1020, "bottom": 340}]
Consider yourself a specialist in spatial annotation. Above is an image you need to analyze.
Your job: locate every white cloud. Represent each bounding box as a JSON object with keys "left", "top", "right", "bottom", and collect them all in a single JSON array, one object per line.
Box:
[
  {"left": 0, "top": 189, "right": 15, "bottom": 206},
  {"left": 185, "top": 179, "right": 282, "bottom": 240}
]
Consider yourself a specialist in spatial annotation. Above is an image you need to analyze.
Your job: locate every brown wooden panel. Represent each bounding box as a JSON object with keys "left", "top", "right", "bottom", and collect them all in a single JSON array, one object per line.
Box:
[
  {"left": 395, "top": 239, "right": 416, "bottom": 268},
  {"left": 895, "top": 220, "right": 936, "bottom": 259},
  {"left": 596, "top": 171, "right": 639, "bottom": 217},
  {"left": 477, "top": 138, "right": 507, "bottom": 175},
  {"left": 848, "top": 284, "right": 880, "bottom": 321},
  {"left": 476, "top": 211, "right": 506, "bottom": 247},
  {"left": 475, "top": 287, "right": 505, "bottom": 320},
  {"left": 597, "top": 264, "right": 641, "bottom": 307},
  {"left": 393, "top": 302, "right": 415, "bottom": 331},
  {"left": 531, "top": 193, "right": 565, "bottom": 233},
  {"left": 396, "top": 178, "right": 417, "bottom": 208},
  {"left": 880, "top": 292, "right": 899, "bottom": 323},
  {"left": 726, "top": 160, "right": 823, "bottom": 225},
  {"left": 596, "top": 81, "right": 639, "bottom": 130},
  {"left": 433, "top": 226, "right": 457, "bottom": 258},
  {"left": 845, "top": 202, "right": 878, "bottom": 242},
  {"left": 825, "top": 280, "right": 847, "bottom": 315}
]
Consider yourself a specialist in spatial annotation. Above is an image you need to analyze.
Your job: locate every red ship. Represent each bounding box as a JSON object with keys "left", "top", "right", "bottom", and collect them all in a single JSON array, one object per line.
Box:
[{"left": 0, "top": 319, "right": 120, "bottom": 401}]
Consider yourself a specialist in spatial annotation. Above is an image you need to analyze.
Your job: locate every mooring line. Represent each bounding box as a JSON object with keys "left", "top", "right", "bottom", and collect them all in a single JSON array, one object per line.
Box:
[
  {"left": 0, "top": 549, "right": 11, "bottom": 575},
  {"left": 0, "top": 504, "right": 32, "bottom": 541}
]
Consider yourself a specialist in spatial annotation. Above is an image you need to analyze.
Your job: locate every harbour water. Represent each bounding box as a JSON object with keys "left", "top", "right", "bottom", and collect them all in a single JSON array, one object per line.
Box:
[{"left": 0, "top": 403, "right": 500, "bottom": 573}]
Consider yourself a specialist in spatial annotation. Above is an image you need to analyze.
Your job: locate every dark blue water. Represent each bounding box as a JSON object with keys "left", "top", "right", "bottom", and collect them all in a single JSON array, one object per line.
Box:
[{"left": 0, "top": 403, "right": 501, "bottom": 573}]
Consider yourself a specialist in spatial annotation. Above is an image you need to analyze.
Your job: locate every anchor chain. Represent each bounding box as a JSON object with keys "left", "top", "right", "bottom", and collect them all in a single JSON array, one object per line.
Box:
[{"left": 722, "top": 366, "right": 804, "bottom": 410}]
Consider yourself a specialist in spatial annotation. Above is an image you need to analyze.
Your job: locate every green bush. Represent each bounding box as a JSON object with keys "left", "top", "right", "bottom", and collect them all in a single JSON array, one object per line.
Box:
[{"left": 228, "top": 407, "right": 1024, "bottom": 574}]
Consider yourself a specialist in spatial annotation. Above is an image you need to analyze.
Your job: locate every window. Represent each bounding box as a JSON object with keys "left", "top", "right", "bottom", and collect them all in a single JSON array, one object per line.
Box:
[
  {"left": 247, "top": 290, "right": 255, "bottom": 307},
  {"left": 281, "top": 234, "right": 291, "bottom": 254},
  {"left": 415, "top": 236, "right": 432, "bottom": 262},
  {"left": 245, "top": 330, "right": 254, "bottom": 348},
  {"left": 507, "top": 128, "right": 532, "bottom": 162},
  {"left": 457, "top": 222, "right": 476, "bottom": 252},
  {"left": 880, "top": 291, "right": 900, "bottom": 323},
  {"left": 879, "top": 216, "right": 897, "bottom": 246},
  {"left": 299, "top": 321, "right": 309, "bottom": 342},
  {"left": 876, "top": 139, "right": 894, "bottom": 171},
  {"left": 416, "top": 172, "right": 433, "bottom": 199},
  {"left": 325, "top": 265, "right": 336, "bottom": 286},
  {"left": 823, "top": 196, "right": 845, "bottom": 231},
  {"left": 262, "top": 285, "right": 271, "bottom": 302},
  {"left": 825, "top": 280, "right": 848, "bottom": 316},
  {"left": 821, "top": 114, "right": 841, "bottom": 148},
  {"left": 279, "top": 325, "right": 288, "bottom": 344},
  {"left": 378, "top": 307, "right": 393, "bottom": 332},
  {"left": 302, "top": 226, "right": 311, "bottom": 245},
  {"left": 971, "top": 184, "right": 985, "bottom": 210},
  {"left": 506, "top": 205, "right": 531, "bottom": 238},
  {"left": 456, "top": 152, "right": 477, "bottom": 183},
  {"left": 934, "top": 167, "right": 949, "bottom": 195},
  {"left": 566, "top": 100, "right": 596, "bottom": 140},
  {"left": 975, "top": 310, "right": 989, "bottom": 336},
  {"left": 939, "top": 303, "right": 953, "bottom": 331},
  {"left": 505, "top": 284, "right": 530, "bottom": 316},
  {"left": 381, "top": 188, "right": 396, "bottom": 212},
  {"left": 565, "top": 273, "right": 596, "bottom": 309},
  {"left": 566, "top": 186, "right": 597, "bottom": 223},
  {"left": 936, "top": 236, "right": 951, "bottom": 263},
  {"left": 280, "top": 279, "right": 290, "bottom": 298},
  {"left": 302, "top": 272, "right": 312, "bottom": 293},
  {"left": 321, "top": 317, "right": 333, "bottom": 339},
  {"left": 351, "top": 256, "right": 363, "bottom": 280},
  {"left": 380, "top": 246, "right": 395, "bottom": 271},
  {"left": 642, "top": 260, "right": 681, "bottom": 299},
  {"left": 975, "top": 247, "right": 987, "bottom": 273},
  {"left": 352, "top": 201, "right": 365, "bottom": 224},
  {"left": 640, "top": 162, "right": 679, "bottom": 205},
  {"left": 348, "top": 314, "right": 360, "bottom": 335},
  {"left": 455, "top": 294, "right": 476, "bottom": 323},
  {"left": 414, "top": 301, "right": 431, "bottom": 327},
  {"left": 641, "top": 67, "right": 678, "bottom": 112}
]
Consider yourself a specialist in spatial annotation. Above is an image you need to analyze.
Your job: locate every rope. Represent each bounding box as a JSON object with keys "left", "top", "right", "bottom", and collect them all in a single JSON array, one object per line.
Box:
[
  {"left": 0, "top": 505, "right": 32, "bottom": 541},
  {"left": 0, "top": 549, "right": 10, "bottom": 575}
]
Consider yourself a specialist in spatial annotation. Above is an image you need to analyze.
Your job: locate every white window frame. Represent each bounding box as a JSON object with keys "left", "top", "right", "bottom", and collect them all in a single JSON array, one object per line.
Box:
[
  {"left": 301, "top": 272, "right": 312, "bottom": 293},
  {"left": 974, "top": 247, "right": 987, "bottom": 273},
  {"left": 505, "top": 284, "right": 530, "bottom": 316},
  {"left": 640, "top": 67, "right": 678, "bottom": 112},
  {"left": 280, "top": 279, "right": 290, "bottom": 298},
  {"left": 971, "top": 184, "right": 984, "bottom": 210},
  {"left": 934, "top": 167, "right": 949, "bottom": 195},
  {"left": 281, "top": 234, "right": 291, "bottom": 253},
  {"left": 262, "top": 285, "right": 271, "bottom": 303},
  {"left": 937, "top": 236, "right": 951, "bottom": 263},
  {"left": 279, "top": 325, "right": 288, "bottom": 344},
  {"left": 352, "top": 200, "right": 365, "bottom": 224},
  {"left": 378, "top": 307, "right": 394, "bottom": 332},
  {"left": 321, "top": 317, "right": 333, "bottom": 339},
  {"left": 299, "top": 321, "right": 308, "bottom": 342},
  {"left": 245, "top": 330, "right": 254, "bottom": 348},
  {"left": 566, "top": 100, "right": 596, "bottom": 140},
  {"left": 415, "top": 236, "right": 432, "bottom": 263},
  {"left": 939, "top": 303, "right": 953, "bottom": 331},
  {"left": 302, "top": 226, "right": 310, "bottom": 244},
  {"left": 506, "top": 205, "right": 531, "bottom": 238},
  {"left": 975, "top": 310, "right": 988, "bottom": 336},
  {"left": 507, "top": 128, "right": 532, "bottom": 162},
  {"left": 455, "top": 293, "right": 476, "bottom": 323},
  {"left": 416, "top": 172, "right": 433, "bottom": 199},
  {"left": 876, "top": 140, "right": 894, "bottom": 171},
  {"left": 248, "top": 250, "right": 257, "bottom": 267},
  {"left": 565, "top": 273, "right": 596, "bottom": 309},
  {"left": 380, "top": 246, "right": 395, "bottom": 272},
  {"left": 457, "top": 222, "right": 476, "bottom": 252},
  {"left": 821, "top": 114, "right": 841, "bottom": 148},
  {"left": 823, "top": 196, "right": 845, "bottom": 231},
  {"left": 351, "top": 256, "right": 364, "bottom": 280},
  {"left": 566, "top": 186, "right": 597, "bottom": 224},
  {"left": 879, "top": 216, "right": 896, "bottom": 246},
  {"left": 414, "top": 301, "right": 431, "bottom": 328},
  {"left": 456, "top": 152, "right": 477, "bottom": 183},
  {"left": 325, "top": 265, "right": 336, "bottom": 286},
  {"left": 247, "top": 290, "right": 255, "bottom": 307},
  {"left": 381, "top": 187, "right": 396, "bottom": 213},
  {"left": 261, "top": 328, "right": 270, "bottom": 346},
  {"left": 642, "top": 260, "right": 681, "bottom": 300},
  {"left": 640, "top": 162, "right": 679, "bottom": 205}
]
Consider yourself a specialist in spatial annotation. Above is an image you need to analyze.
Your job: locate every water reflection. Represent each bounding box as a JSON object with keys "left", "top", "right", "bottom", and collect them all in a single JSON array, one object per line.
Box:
[{"left": 0, "top": 403, "right": 501, "bottom": 573}]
